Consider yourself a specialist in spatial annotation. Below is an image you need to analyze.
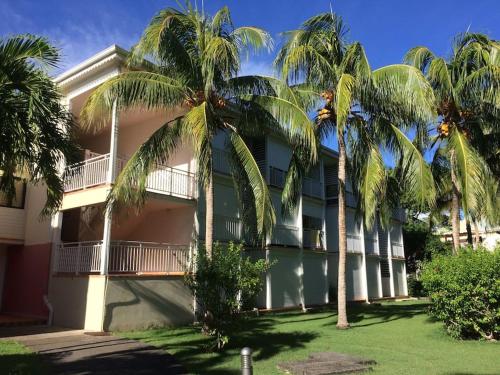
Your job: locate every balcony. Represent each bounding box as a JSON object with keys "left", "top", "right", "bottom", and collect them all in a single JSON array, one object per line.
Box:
[
  {"left": 347, "top": 234, "right": 363, "bottom": 254},
  {"left": 270, "top": 224, "right": 300, "bottom": 247},
  {"left": 391, "top": 242, "right": 405, "bottom": 258},
  {"left": 63, "top": 153, "right": 197, "bottom": 200},
  {"left": 303, "top": 229, "right": 324, "bottom": 250},
  {"left": 302, "top": 177, "right": 323, "bottom": 199},
  {"left": 54, "top": 241, "right": 189, "bottom": 275},
  {"left": 0, "top": 179, "right": 27, "bottom": 243},
  {"left": 364, "top": 237, "right": 379, "bottom": 256},
  {"left": 269, "top": 166, "right": 286, "bottom": 188}
]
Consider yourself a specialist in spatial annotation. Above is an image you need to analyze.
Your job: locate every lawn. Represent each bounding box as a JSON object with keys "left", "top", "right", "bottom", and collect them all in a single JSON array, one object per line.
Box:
[
  {"left": 0, "top": 340, "right": 47, "bottom": 375},
  {"left": 122, "top": 301, "right": 500, "bottom": 375}
]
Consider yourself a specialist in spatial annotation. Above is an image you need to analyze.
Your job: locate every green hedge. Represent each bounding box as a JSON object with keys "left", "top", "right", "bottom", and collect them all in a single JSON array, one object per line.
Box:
[{"left": 421, "top": 248, "right": 500, "bottom": 340}]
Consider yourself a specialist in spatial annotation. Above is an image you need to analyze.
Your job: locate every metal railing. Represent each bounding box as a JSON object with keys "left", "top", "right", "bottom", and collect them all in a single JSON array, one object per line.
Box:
[
  {"left": 109, "top": 241, "right": 189, "bottom": 273},
  {"left": 213, "top": 148, "right": 231, "bottom": 175},
  {"left": 269, "top": 166, "right": 286, "bottom": 188},
  {"left": 302, "top": 177, "right": 323, "bottom": 199},
  {"left": 391, "top": 242, "right": 405, "bottom": 258},
  {"left": 270, "top": 224, "right": 300, "bottom": 247},
  {"left": 63, "top": 154, "right": 112, "bottom": 192},
  {"left": 303, "top": 229, "right": 324, "bottom": 250},
  {"left": 347, "top": 234, "right": 363, "bottom": 253},
  {"left": 54, "top": 241, "right": 103, "bottom": 273},
  {"left": 63, "top": 153, "right": 196, "bottom": 199},
  {"left": 364, "top": 237, "right": 379, "bottom": 255},
  {"left": 214, "top": 215, "right": 242, "bottom": 241},
  {"left": 54, "top": 241, "right": 189, "bottom": 274}
]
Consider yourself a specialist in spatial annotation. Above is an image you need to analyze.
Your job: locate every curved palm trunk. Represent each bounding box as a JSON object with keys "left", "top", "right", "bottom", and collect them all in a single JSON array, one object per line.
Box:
[
  {"left": 337, "top": 134, "right": 349, "bottom": 329},
  {"left": 473, "top": 219, "right": 481, "bottom": 247},
  {"left": 465, "top": 219, "right": 473, "bottom": 245},
  {"left": 205, "top": 172, "right": 214, "bottom": 258},
  {"left": 450, "top": 151, "right": 461, "bottom": 254}
]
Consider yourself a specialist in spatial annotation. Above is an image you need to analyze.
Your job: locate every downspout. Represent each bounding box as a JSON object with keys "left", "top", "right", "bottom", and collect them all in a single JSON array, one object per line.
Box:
[{"left": 43, "top": 295, "right": 54, "bottom": 326}]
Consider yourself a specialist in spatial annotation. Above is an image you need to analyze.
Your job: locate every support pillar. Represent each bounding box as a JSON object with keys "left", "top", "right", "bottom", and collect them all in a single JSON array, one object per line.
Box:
[
  {"left": 387, "top": 228, "right": 395, "bottom": 298},
  {"left": 360, "top": 220, "right": 369, "bottom": 302},
  {"left": 100, "top": 100, "right": 119, "bottom": 276}
]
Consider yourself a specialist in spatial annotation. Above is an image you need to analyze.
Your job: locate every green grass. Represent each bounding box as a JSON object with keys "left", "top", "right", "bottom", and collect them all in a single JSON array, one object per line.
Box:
[
  {"left": 122, "top": 301, "right": 500, "bottom": 375},
  {"left": 0, "top": 340, "right": 47, "bottom": 375}
]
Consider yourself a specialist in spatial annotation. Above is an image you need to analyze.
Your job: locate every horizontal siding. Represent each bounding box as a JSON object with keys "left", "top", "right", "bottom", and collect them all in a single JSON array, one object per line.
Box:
[{"left": 0, "top": 207, "right": 25, "bottom": 241}]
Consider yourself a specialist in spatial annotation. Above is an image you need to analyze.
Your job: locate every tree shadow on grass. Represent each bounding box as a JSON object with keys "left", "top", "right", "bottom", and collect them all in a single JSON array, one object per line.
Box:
[
  {"left": 322, "top": 302, "right": 429, "bottom": 328},
  {"left": 0, "top": 352, "right": 49, "bottom": 375},
  {"left": 148, "top": 315, "right": 318, "bottom": 374}
]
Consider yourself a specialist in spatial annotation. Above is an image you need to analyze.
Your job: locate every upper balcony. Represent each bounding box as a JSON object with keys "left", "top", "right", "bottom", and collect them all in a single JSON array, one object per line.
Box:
[
  {"left": 0, "top": 179, "right": 26, "bottom": 244},
  {"left": 62, "top": 152, "right": 197, "bottom": 210}
]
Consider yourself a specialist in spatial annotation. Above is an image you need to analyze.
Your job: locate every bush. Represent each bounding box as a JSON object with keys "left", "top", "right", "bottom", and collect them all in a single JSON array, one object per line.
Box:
[
  {"left": 407, "top": 273, "right": 425, "bottom": 297},
  {"left": 184, "top": 242, "right": 272, "bottom": 350},
  {"left": 421, "top": 247, "right": 500, "bottom": 340}
]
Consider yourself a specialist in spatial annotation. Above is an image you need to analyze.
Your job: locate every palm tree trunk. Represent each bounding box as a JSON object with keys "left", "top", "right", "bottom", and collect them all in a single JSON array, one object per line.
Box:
[
  {"left": 450, "top": 150, "right": 461, "bottom": 254},
  {"left": 337, "top": 133, "right": 349, "bottom": 329},
  {"left": 473, "top": 219, "right": 481, "bottom": 247},
  {"left": 205, "top": 172, "right": 214, "bottom": 258},
  {"left": 465, "top": 219, "right": 473, "bottom": 245}
]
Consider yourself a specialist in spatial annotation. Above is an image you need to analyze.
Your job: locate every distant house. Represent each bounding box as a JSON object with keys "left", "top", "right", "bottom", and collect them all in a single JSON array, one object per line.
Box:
[
  {"left": 437, "top": 219, "right": 500, "bottom": 250},
  {"left": 0, "top": 46, "right": 408, "bottom": 331}
]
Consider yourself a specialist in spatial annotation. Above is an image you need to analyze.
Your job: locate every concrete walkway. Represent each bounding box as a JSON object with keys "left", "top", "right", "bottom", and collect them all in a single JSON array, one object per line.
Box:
[{"left": 0, "top": 326, "right": 187, "bottom": 375}]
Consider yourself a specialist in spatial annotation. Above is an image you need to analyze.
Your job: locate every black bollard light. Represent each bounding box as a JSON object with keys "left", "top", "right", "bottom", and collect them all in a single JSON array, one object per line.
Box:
[{"left": 241, "top": 347, "right": 253, "bottom": 375}]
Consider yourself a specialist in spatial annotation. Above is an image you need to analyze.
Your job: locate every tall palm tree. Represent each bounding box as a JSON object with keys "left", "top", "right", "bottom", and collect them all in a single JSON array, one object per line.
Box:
[
  {"left": 405, "top": 33, "right": 500, "bottom": 252},
  {"left": 276, "top": 13, "right": 436, "bottom": 328},
  {"left": 81, "top": 3, "right": 317, "bottom": 256},
  {"left": 0, "top": 34, "right": 77, "bottom": 215}
]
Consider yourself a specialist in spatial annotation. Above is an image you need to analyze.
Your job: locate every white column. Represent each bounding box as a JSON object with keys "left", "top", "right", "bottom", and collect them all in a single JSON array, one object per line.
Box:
[
  {"left": 360, "top": 220, "right": 369, "bottom": 302},
  {"left": 387, "top": 228, "right": 395, "bottom": 298},
  {"left": 100, "top": 100, "right": 119, "bottom": 275},
  {"left": 400, "top": 222, "right": 408, "bottom": 296},
  {"left": 322, "top": 201, "right": 329, "bottom": 304},
  {"left": 50, "top": 212, "right": 63, "bottom": 273},
  {"left": 298, "top": 195, "right": 306, "bottom": 311},
  {"left": 265, "top": 249, "right": 272, "bottom": 309},
  {"left": 374, "top": 221, "right": 383, "bottom": 298}
]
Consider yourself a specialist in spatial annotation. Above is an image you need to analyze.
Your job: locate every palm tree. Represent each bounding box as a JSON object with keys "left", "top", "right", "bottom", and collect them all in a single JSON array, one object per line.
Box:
[
  {"left": 405, "top": 33, "right": 500, "bottom": 252},
  {"left": 276, "top": 13, "right": 436, "bottom": 328},
  {"left": 81, "top": 2, "right": 317, "bottom": 256},
  {"left": 0, "top": 34, "right": 77, "bottom": 215}
]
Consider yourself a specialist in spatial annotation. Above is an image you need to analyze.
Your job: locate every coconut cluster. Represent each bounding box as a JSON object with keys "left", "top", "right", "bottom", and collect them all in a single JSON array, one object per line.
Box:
[{"left": 185, "top": 91, "right": 226, "bottom": 109}]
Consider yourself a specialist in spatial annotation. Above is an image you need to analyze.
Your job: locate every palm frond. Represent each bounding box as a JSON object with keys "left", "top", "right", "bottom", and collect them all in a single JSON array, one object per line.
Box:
[
  {"left": 335, "top": 73, "right": 355, "bottom": 133},
  {"left": 80, "top": 71, "right": 187, "bottom": 131},
  {"left": 391, "top": 125, "right": 436, "bottom": 210},
  {"left": 229, "top": 132, "right": 275, "bottom": 237}
]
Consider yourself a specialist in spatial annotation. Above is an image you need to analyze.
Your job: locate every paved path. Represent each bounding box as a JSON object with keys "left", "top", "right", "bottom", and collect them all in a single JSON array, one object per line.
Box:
[{"left": 0, "top": 326, "right": 187, "bottom": 375}]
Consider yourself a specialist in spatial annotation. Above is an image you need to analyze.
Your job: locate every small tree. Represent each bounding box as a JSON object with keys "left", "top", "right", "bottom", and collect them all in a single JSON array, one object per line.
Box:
[{"left": 185, "top": 242, "right": 272, "bottom": 350}]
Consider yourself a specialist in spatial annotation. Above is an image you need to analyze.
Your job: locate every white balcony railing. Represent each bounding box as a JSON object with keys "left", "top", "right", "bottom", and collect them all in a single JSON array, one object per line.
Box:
[
  {"left": 391, "top": 242, "right": 405, "bottom": 258},
  {"left": 271, "top": 224, "right": 300, "bottom": 247},
  {"left": 302, "top": 177, "right": 323, "bottom": 199},
  {"left": 63, "top": 153, "right": 196, "bottom": 199},
  {"left": 63, "top": 154, "right": 112, "bottom": 192},
  {"left": 347, "top": 234, "right": 363, "bottom": 253},
  {"left": 54, "top": 241, "right": 189, "bottom": 274},
  {"left": 303, "top": 229, "right": 324, "bottom": 250},
  {"left": 214, "top": 215, "right": 242, "bottom": 242},
  {"left": 54, "top": 241, "right": 102, "bottom": 273}
]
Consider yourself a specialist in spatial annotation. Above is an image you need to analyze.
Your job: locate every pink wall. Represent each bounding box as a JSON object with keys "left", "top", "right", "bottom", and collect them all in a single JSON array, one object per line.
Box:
[{"left": 2, "top": 243, "right": 51, "bottom": 318}]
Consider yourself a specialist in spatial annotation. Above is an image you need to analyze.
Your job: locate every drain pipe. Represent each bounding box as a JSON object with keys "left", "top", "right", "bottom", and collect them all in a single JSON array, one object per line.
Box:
[{"left": 43, "top": 295, "right": 53, "bottom": 326}]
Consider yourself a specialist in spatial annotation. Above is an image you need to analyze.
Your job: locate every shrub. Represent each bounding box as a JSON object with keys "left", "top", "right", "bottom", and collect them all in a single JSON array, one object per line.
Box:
[
  {"left": 407, "top": 273, "right": 425, "bottom": 297},
  {"left": 184, "top": 242, "right": 272, "bottom": 350},
  {"left": 421, "top": 247, "right": 500, "bottom": 340}
]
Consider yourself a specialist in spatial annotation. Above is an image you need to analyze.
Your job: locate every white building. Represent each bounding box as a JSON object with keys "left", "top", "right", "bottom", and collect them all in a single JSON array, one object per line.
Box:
[{"left": 0, "top": 45, "right": 408, "bottom": 331}]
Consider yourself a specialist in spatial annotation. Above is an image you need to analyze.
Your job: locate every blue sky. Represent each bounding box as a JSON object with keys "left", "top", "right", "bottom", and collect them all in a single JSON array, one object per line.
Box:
[{"left": 1, "top": 0, "right": 499, "bottom": 155}]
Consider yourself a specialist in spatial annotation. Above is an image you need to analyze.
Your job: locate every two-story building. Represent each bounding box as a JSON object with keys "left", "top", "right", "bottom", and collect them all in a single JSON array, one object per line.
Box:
[{"left": 0, "top": 45, "right": 408, "bottom": 331}]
